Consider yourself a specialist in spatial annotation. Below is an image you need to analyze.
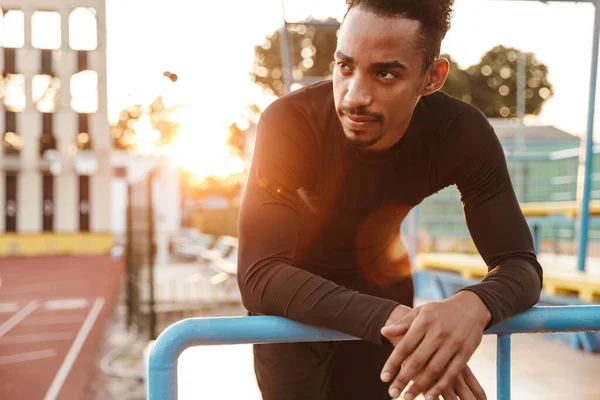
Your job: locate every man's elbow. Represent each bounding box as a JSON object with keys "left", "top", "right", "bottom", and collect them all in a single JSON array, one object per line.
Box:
[
  {"left": 236, "top": 265, "right": 263, "bottom": 314},
  {"left": 529, "top": 287, "right": 542, "bottom": 308},
  {"left": 526, "top": 266, "right": 543, "bottom": 309}
]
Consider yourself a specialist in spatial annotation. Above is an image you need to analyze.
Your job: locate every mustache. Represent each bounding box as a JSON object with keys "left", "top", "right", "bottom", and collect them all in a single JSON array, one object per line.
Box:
[{"left": 337, "top": 105, "right": 384, "bottom": 123}]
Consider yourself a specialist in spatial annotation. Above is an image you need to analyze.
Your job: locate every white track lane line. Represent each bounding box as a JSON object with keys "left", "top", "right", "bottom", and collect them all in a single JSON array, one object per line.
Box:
[
  {"left": 0, "top": 349, "right": 58, "bottom": 365},
  {"left": 0, "top": 332, "right": 74, "bottom": 344},
  {"left": 0, "top": 301, "right": 39, "bottom": 337},
  {"left": 43, "top": 297, "right": 105, "bottom": 400}
]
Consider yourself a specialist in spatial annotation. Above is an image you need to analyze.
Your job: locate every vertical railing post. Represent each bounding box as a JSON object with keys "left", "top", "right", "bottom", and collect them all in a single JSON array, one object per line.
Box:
[
  {"left": 496, "top": 334, "right": 511, "bottom": 400},
  {"left": 576, "top": 1, "right": 600, "bottom": 272},
  {"left": 148, "top": 341, "right": 179, "bottom": 400},
  {"left": 279, "top": 0, "right": 294, "bottom": 94},
  {"left": 532, "top": 223, "right": 540, "bottom": 254}
]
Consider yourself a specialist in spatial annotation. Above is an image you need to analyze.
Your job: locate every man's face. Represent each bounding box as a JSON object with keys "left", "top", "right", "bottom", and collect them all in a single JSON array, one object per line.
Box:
[{"left": 333, "top": 7, "right": 430, "bottom": 150}]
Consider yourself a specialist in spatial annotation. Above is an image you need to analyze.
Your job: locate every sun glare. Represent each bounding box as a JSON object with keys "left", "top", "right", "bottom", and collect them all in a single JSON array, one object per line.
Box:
[
  {"left": 132, "top": 114, "right": 161, "bottom": 156},
  {"left": 134, "top": 106, "right": 245, "bottom": 181},
  {"left": 168, "top": 110, "right": 245, "bottom": 180}
]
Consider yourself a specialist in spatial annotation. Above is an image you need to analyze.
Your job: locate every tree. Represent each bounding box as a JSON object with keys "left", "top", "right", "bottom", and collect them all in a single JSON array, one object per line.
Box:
[
  {"left": 250, "top": 18, "right": 340, "bottom": 97},
  {"left": 111, "top": 96, "right": 180, "bottom": 152},
  {"left": 439, "top": 55, "right": 471, "bottom": 104},
  {"left": 251, "top": 22, "right": 554, "bottom": 118},
  {"left": 442, "top": 45, "right": 554, "bottom": 118}
]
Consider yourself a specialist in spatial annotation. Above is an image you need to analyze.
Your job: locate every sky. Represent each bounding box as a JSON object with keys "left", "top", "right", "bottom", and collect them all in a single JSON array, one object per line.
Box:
[{"left": 101, "top": 0, "right": 598, "bottom": 140}]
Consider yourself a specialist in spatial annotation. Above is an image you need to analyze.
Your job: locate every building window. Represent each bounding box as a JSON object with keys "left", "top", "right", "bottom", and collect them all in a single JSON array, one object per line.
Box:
[
  {"left": 32, "top": 75, "right": 60, "bottom": 113},
  {"left": 3, "top": 74, "right": 26, "bottom": 112},
  {"left": 1, "top": 9, "right": 25, "bottom": 48},
  {"left": 70, "top": 70, "right": 98, "bottom": 113},
  {"left": 69, "top": 8, "right": 97, "bottom": 51},
  {"left": 3, "top": 132, "right": 22, "bottom": 156},
  {"left": 31, "top": 11, "right": 61, "bottom": 50}
]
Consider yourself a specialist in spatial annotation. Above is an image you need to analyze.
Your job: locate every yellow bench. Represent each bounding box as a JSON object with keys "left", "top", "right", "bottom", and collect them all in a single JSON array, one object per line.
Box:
[
  {"left": 520, "top": 200, "right": 600, "bottom": 218},
  {"left": 415, "top": 253, "right": 600, "bottom": 302}
]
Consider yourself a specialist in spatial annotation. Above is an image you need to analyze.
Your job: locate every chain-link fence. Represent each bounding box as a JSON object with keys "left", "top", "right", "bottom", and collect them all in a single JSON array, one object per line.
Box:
[{"left": 125, "top": 169, "right": 157, "bottom": 341}]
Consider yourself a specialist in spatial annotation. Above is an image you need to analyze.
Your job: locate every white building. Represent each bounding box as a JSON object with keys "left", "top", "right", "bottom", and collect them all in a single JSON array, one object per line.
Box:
[{"left": 0, "top": 0, "right": 112, "bottom": 256}]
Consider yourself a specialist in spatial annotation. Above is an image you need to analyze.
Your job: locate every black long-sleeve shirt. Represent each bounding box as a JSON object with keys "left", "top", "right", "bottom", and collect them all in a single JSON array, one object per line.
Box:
[{"left": 237, "top": 81, "right": 543, "bottom": 344}]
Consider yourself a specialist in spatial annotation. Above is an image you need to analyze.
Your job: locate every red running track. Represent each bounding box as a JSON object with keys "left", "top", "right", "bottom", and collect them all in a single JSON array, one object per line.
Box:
[{"left": 0, "top": 255, "right": 124, "bottom": 400}]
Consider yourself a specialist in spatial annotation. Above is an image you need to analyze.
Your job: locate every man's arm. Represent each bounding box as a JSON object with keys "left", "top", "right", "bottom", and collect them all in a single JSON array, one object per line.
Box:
[
  {"left": 237, "top": 100, "right": 400, "bottom": 344},
  {"left": 453, "top": 111, "right": 543, "bottom": 325},
  {"left": 379, "top": 107, "right": 543, "bottom": 400}
]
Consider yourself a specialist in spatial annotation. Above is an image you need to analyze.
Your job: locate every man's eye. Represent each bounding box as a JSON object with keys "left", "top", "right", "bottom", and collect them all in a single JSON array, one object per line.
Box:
[
  {"left": 337, "top": 62, "right": 351, "bottom": 71},
  {"left": 377, "top": 71, "right": 397, "bottom": 80}
]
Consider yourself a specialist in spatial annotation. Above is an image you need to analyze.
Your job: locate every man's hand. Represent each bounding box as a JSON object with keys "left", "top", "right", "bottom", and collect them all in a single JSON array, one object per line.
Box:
[{"left": 380, "top": 291, "right": 491, "bottom": 399}]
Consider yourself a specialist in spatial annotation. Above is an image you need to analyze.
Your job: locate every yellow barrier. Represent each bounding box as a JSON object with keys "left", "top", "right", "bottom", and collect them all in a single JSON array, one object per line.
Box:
[
  {"left": 0, "top": 233, "right": 114, "bottom": 257},
  {"left": 520, "top": 200, "right": 600, "bottom": 218},
  {"left": 415, "top": 253, "right": 600, "bottom": 302}
]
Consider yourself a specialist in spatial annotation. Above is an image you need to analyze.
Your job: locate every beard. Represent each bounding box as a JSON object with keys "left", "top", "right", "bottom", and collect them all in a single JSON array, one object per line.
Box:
[
  {"left": 336, "top": 104, "right": 385, "bottom": 148},
  {"left": 343, "top": 127, "right": 385, "bottom": 148}
]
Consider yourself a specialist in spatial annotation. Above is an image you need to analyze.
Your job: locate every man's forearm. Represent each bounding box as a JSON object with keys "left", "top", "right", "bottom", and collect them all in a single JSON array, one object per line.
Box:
[
  {"left": 457, "top": 257, "right": 542, "bottom": 327},
  {"left": 238, "top": 258, "right": 400, "bottom": 344}
]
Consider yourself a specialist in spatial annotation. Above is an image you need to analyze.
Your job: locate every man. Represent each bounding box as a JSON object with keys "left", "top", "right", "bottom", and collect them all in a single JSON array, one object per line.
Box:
[{"left": 237, "top": 1, "right": 543, "bottom": 399}]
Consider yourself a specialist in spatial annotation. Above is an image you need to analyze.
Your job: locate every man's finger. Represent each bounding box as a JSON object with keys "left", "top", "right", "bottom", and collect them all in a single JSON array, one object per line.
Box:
[
  {"left": 453, "top": 372, "right": 476, "bottom": 400},
  {"left": 402, "top": 343, "right": 457, "bottom": 399},
  {"left": 380, "top": 323, "right": 410, "bottom": 338},
  {"left": 381, "top": 308, "right": 419, "bottom": 337},
  {"left": 388, "top": 335, "right": 440, "bottom": 398},
  {"left": 461, "top": 366, "right": 487, "bottom": 400},
  {"left": 425, "top": 353, "right": 470, "bottom": 400},
  {"left": 440, "top": 386, "right": 458, "bottom": 400},
  {"left": 380, "top": 321, "right": 426, "bottom": 384}
]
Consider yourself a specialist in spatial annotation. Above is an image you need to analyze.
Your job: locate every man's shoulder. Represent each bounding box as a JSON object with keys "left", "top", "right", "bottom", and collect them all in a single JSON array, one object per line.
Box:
[
  {"left": 262, "top": 80, "right": 334, "bottom": 122},
  {"left": 421, "top": 91, "right": 494, "bottom": 143},
  {"left": 423, "top": 91, "right": 488, "bottom": 124}
]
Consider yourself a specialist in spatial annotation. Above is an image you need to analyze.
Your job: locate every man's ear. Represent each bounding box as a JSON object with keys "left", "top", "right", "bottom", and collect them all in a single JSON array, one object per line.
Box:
[{"left": 422, "top": 58, "right": 449, "bottom": 96}]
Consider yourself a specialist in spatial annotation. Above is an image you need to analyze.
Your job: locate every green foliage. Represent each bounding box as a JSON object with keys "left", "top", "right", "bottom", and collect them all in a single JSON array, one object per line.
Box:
[
  {"left": 442, "top": 45, "right": 554, "bottom": 118},
  {"left": 250, "top": 18, "right": 340, "bottom": 97}
]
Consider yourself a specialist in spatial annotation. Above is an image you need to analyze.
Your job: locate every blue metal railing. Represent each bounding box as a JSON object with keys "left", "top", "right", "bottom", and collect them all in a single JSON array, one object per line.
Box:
[{"left": 148, "top": 305, "right": 600, "bottom": 400}]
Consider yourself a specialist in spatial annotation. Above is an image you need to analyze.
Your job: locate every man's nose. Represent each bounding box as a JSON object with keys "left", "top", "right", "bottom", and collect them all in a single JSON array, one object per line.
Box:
[{"left": 344, "top": 76, "right": 373, "bottom": 109}]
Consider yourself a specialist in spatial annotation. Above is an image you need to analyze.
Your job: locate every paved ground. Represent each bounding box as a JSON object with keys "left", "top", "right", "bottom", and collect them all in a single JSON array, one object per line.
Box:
[
  {"left": 0, "top": 256, "right": 124, "bottom": 400},
  {"left": 81, "top": 300, "right": 147, "bottom": 400}
]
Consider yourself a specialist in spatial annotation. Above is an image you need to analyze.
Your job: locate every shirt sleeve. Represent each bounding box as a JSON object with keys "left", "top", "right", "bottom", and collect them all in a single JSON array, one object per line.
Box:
[
  {"left": 435, "top": 107, "right": 544, "bottom": 327},
  {"left": 237, "top": 100, "right": 399, "bottom": 344}
]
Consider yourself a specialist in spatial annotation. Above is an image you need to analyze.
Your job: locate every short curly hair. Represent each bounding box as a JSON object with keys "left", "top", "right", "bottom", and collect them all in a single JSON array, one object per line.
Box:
[{"left": 345, "top": 0, "right": 454, "bottom": 69}]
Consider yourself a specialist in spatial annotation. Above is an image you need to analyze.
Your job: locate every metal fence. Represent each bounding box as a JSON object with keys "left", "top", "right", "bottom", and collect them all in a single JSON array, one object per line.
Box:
[
  {"left": 126, "top": 168, "right": 157, "bottom": 340},
  {"left": 146, "top": 305, "right": 600, "bottom": 400},
  {"left": 418, "top": 147, "right": 600, "bottom": 249}
]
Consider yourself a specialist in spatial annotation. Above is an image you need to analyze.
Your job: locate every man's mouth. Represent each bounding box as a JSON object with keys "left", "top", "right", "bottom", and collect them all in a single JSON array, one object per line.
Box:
[
  {"left": 346, "top": 114, "right": 377, "bottom": 123},
  {"left": 343, "top": 114, "right": 379, "bottom": 130}
]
